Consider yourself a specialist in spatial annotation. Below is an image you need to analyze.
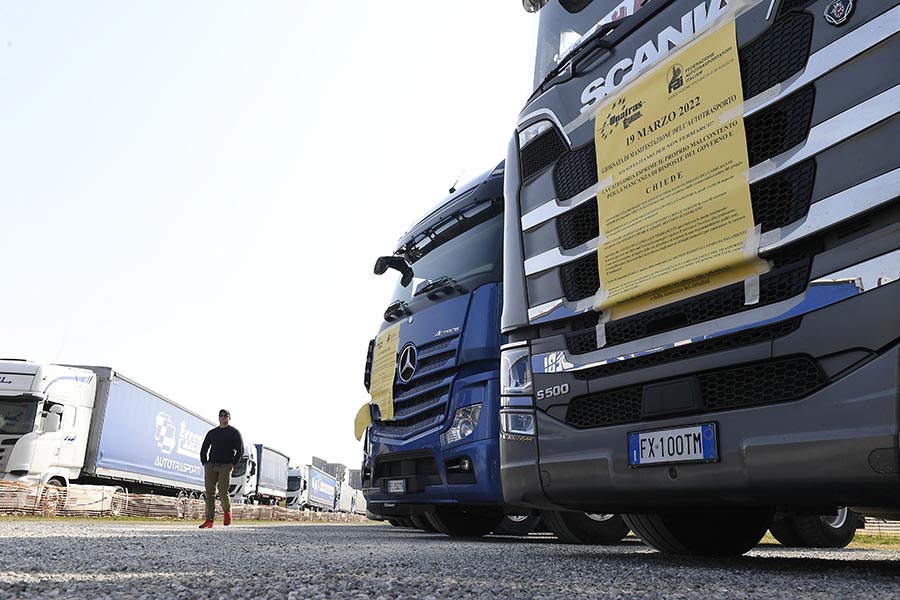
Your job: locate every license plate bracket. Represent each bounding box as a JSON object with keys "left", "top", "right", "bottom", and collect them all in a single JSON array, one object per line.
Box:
[
  {"left": 628, "top": 422, "right": 718, "bottom": 467},
  {"left": 386, "top": 479, "right": 407, "bottom": 494}
]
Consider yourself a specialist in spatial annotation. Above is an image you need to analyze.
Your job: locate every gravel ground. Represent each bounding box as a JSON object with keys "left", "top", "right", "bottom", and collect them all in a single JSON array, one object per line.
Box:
[{"left": 0, "top": 520, "right": 899, "bottom": 599}]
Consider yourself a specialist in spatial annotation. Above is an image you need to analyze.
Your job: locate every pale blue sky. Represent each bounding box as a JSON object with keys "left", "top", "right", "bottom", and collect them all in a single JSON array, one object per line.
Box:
[{"left": 0, "top": 2, "right": 536, "bottom": 470}]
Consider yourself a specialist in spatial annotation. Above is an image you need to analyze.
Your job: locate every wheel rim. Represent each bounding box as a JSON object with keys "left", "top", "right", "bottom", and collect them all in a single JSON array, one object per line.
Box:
[
  {"left": 586, "top": 513, "right": 615, "bottom": 522},
  {"left": 822, "top": 507, "right": 849, "bottom": 529},
  {"left": 507, "top": 515, "right": 529, "bottom": 523}
]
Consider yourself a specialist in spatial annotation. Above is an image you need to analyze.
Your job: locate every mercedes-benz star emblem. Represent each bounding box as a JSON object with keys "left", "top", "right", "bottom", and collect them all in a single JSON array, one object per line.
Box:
[{"left": 397, "top": 344, "right": 418, "bottom": 383}]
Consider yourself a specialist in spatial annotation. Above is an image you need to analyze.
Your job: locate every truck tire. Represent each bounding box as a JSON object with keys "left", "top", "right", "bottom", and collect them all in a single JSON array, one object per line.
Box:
[
  {"left": 425, "top": 506, "right": 504, "bottom": 538},
  {"left": 109, "top": 487, "right": 127, "bottom": 517},
  {"left": 541, "top": 511, "right": 629, "bottom": 544},
  {"left": 768, "top": 516, "right": 805, "bottom": 547},
  {"left": 410, "top": 514, "right": 438, "bottom": 532},
  {"left": 41, "top": 479, "right": 67, "bottom": 517},
  {"left": 493, "top": 513, "right": 542, "bottom": 536},
  {"left": 624, "top": 509, "right": 773, "bottom": 555},
  {"left": 387, "top": 519, "right": 403, "bottom": 527},
  {"left": 791, "top": 508, "right": 858, "bottom": 548}
]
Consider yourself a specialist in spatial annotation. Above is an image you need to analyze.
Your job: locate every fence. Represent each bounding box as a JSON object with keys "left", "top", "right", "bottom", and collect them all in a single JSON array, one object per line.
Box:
[{"left": 0, "top": 481, "right": 366, "bottom": 522}]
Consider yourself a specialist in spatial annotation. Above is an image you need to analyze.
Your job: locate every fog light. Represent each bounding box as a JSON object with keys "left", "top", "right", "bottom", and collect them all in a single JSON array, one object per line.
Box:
[
  {"left": 500, "top": 410, "right": 536, "bottom": 437},
  {"left": 459, "top": 458, "right": 472, "bottom": 472}
]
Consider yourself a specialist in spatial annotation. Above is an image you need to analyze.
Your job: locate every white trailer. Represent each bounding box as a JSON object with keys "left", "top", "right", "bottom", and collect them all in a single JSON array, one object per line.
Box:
[{"left": 0, "top": 361, "right": 213, "bottom": 497}]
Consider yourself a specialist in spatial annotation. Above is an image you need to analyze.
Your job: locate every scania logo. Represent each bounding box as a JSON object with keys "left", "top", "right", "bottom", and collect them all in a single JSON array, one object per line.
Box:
[
  {"left": 824, "top": 0, "right": 853, "bottom": 26},
  {"left": 397, "top": 344, "right": 418, "bottom": 383}
]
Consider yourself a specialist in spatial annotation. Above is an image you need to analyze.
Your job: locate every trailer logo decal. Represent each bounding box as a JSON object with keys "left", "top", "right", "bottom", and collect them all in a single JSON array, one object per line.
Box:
[
  {"left": 824, "top": 0, "right": 853, "bottom": 25},
  {"left": 0, "top": 376, "right": 12, "bottom": 385},
  {"left": 154, "top": 412, "right": 177, "bottom": 455},
  {"left": 397, "top": 344, "right": 418, "bottom": 383}
]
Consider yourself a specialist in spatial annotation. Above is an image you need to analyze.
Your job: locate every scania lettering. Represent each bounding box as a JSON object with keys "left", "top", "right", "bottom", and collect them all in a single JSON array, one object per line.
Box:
[{"left": 503, "top": 0, "right": 900, "bottom": 555}]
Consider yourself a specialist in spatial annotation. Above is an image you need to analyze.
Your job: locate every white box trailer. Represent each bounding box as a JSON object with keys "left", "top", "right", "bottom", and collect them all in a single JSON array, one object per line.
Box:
[
  {"left": 299, "top": 464, "right": 336, "bottom": 511},
  {"left": 0, "top": 361, "right": 213, "bottom": 495},
  {"left": 337, "top": 481, "right": 353, "bottom": 513}
]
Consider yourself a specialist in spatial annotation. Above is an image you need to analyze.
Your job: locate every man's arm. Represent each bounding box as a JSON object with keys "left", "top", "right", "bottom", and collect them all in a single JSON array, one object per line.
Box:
[
  {"left": 232, "top": 430, "right": 244, "bottom": 466},
  {"left": 200, "top": 430, "right": 212, "bottom": 465}
]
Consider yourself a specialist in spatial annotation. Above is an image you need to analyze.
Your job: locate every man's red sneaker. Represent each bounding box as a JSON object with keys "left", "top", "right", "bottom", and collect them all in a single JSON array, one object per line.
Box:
[
  {"left": 199, "top": 519, "right": 214, "bottom": 529},
  {"left": 223, "top": 511, "right": 232, "bottom": 526}
]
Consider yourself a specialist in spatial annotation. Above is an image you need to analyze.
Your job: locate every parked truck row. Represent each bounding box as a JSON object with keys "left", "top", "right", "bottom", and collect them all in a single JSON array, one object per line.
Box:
[
  {"left": 0, "top": 360, "right": 364, "bottom": 515},
  {"left": 358, "top": 0, "right": 899, "bottom": 554}
]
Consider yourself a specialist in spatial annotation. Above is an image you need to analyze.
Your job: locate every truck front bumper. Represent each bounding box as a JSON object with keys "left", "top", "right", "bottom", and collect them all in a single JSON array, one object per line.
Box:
[
  {"left": 364, "top": 434, "right": 504, "bottom": 517},
  {"left": 502, "top": 285, "right": 900, "bottom": 513}
]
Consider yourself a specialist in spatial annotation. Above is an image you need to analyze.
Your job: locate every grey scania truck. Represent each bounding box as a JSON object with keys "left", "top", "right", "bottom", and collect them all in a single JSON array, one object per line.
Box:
[{"left": 499, "top": 0, "right": 900, "bottom": 554}]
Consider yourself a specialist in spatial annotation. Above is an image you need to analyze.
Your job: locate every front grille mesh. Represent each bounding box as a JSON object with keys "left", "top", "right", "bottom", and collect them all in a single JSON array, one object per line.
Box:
[
  {"left": 565, "top": 261, "right": 811, "bottom": 354},
  {"left": 373, "top": 336, "right": 459, "bottom": 438},
  {"left": 746, "top": 86, "right": 816, "bottom": 166},
  {"left": 739, "top": 13, "right": 813, "bottom": 99},
  {"left": 572, "top": 318, "right": 801, "bottom": 379},
  {"left": 554, "top": 156, "right": 816, "bottom": 250},
  {"left": 521, "top": 128, "right": 568, "bottom": 181},
  {"left": 565, "top": 356, "right": 827, "bottom": 428}
]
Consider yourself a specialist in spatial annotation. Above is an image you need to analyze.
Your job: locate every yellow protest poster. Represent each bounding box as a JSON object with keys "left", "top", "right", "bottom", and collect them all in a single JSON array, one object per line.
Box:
[
  {"left": 354, "top": 402, "right": 372, "bottom": 441},
  {"left": 368, "top": 323, "right": 401, "bottom": 421},
  {"left": 593, "top": 21, "right": 769, "bottom": 320}
]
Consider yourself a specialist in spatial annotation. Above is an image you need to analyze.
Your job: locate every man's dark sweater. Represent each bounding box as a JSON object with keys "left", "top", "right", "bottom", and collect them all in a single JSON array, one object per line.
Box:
[{"left": 200, "top": 425, "right": 243, "bottom": 465}]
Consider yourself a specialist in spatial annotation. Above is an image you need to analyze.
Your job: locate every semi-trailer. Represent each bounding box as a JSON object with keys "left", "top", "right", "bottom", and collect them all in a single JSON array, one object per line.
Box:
[{"left": 0, "top": 360, "right": 213, "bottom": 512}]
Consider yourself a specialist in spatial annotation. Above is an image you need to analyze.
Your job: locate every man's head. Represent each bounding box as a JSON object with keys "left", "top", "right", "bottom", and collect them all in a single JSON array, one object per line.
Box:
[{"left": 218, "top": 409, "right": 231, "bottom": 428}]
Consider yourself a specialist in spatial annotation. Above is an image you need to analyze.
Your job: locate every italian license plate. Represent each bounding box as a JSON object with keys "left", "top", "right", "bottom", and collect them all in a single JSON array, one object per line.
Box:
[
  {"left": 628, "top": 423, "right": 718, "bottom": 467},
  {"left": 387, "top": 479, "right": 406, "bottom": 494}
]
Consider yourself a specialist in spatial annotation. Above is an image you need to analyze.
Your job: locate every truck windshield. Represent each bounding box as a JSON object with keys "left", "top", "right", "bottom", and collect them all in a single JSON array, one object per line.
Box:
[
  {"left": 287, "top": 476, "right": 302, "bottom": 492},
  {"left": 0, "top": 398, "right": 38, "bottom": 435},
  {"left": 533, "top": 0, "right": 642, "bottom": 89},
  {"left": 389, "top": 201, "right": 503, "bottom": 305}
]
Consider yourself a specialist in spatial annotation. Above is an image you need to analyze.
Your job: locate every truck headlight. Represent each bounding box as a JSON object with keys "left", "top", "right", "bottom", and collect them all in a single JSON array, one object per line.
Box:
[
  {"left": 501, "top": 346, "right": 533, "bottom": 395},
  {"left": 500, "top": 410, "right": 536, "bottom": 436},
  {"left": 440, "top": 404, "right": 482, "bottom": 446},
  {"left": 518, "top": 120, "right": 554, "bottom": 149}
]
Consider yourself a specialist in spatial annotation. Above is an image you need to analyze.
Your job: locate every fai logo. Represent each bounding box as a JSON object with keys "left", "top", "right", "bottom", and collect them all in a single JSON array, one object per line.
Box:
[
  {"left": 154, "top": 412, "right": 177, "bottom": 455},
  {"left": 824, "top": 0, "right": 853, "bottom": 25},
  {"left": 397, "top": 344, "right": 418, "bottom": 383},
  {"left": 667, "top": 64, "right": 684, "bottom": 94}
]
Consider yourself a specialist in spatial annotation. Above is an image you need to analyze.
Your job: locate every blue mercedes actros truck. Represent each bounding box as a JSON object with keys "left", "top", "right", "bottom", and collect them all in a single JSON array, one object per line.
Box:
[
  {"left": 360, "top": 164, "right": 632, "bottom": 542},
  {"left": 500, "top": 0, "right": 900, "bottom": 555}
]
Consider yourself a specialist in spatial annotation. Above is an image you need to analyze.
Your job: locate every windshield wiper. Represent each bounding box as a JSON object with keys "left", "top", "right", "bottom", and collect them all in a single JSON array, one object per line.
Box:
[{"left": 414, "top": 276, "right": 467, "bottom": 300}]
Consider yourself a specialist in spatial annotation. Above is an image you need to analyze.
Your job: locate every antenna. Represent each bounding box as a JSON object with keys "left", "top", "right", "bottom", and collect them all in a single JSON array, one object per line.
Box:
[{"left": 449, "top": 170, "right": 465, "bottom": 194}]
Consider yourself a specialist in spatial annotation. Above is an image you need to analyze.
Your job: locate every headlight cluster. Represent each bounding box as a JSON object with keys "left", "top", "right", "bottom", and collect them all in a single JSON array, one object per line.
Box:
[
  {"left": 440, "top": 404, "right": 482, "bottom": 446},
  {"left": 501, "top": 346, "right": 533, "bottom": 395}
]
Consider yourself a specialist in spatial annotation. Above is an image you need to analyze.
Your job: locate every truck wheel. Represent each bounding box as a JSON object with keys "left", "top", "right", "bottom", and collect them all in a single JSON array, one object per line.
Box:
[
  {"left": 768, "top": 516, "right": 805, "bottom": 547},
  {"left": 493, "top": 513, "right": 542, "bottom": 536},
  {"left": 40, "top": 479, "right": 67, "bottom": 517},
  {"left": 425, "top": 506, "right": 504, "bottom": 538},
  {"left": 791, "top": 508, "right": 858, "bottom": 548},
  {"left": 624, "top": 509, "right": 773, "bottom": 555},
  {"left": 541, "top": 511, "right": 629, "bottom": 544},
  {"left": 109, "top": 487, "right": 127, "bottom": 517},
  {"left": 410, "top": 514, "right": 438, "bottom": 532}
]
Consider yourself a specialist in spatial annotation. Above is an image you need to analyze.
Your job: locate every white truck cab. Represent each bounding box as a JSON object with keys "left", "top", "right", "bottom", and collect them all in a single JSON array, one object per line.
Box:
[{"left": 0, "top": 360, "right": 96, "bottom": 486}]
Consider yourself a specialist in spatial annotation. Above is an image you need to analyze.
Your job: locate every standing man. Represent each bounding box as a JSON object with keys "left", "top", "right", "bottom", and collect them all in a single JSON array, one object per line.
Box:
[{"left": 198, "top": 409, "right": 243, "bottom": 529}]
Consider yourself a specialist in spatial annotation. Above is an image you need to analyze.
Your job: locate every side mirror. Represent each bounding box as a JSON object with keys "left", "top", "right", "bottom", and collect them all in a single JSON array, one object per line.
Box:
[
  {"left": 374, "top": 256, "right": 414, "bottom": 288},
  {"left": 249, "top": 463, "right": 256, "bottom": 476}
]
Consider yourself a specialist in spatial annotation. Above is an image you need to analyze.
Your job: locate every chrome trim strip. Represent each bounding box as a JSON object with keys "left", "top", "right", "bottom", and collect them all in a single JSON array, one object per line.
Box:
[
  {"left": 521, "top": 182, "right": 603, "bottom": 231},
  {"left": 746, "top": 5, "right": 900, "bottom": 117},
  {"left": 523, "top": 85, "right": 900, "bottom": 277},
  {"left": 531, "top": 250, "right": 900, "bottom": 374},
  {"left": 527, "top": 299, "right": 565, "bottom": 321},
  {"left": 501, "top": 340, "right": 531, "bottom": 351},
  {"left": 762, "top": 167, "right": 900, "bottom": 253}
]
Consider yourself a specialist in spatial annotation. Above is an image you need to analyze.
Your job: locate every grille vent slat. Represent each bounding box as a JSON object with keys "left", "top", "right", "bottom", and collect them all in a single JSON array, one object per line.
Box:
[{"left": 565, "top": 356, "right": 827, "bottom": 428}]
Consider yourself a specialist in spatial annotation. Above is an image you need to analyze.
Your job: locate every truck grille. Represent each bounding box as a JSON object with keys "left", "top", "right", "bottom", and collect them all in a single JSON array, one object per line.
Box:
[
  {"left": 521, "top": 127, "right": 568, "bottom": 181},
  {"left": 373, "top": 336, "right": 459, "bottom": 438},
  {"left": 0, "top": 437, "right": 16, "bottom": 473},
  {"left": 556, "top": 157, "right": 816, "bottom": 250},
  {"left": 565, "top": 356, "right": 827, "bottom": 428},
  {"left": 548, "top": 11, "right": 814, "bottom": 202}
]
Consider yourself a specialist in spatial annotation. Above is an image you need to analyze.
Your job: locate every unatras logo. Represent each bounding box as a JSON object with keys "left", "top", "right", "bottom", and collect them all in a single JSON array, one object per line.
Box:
[
  {"left": 154, "top": 412, "right": 177, "bottom": 454},
  {"left": 599, "top": 97, "right": 644, "bottom": 140}
]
